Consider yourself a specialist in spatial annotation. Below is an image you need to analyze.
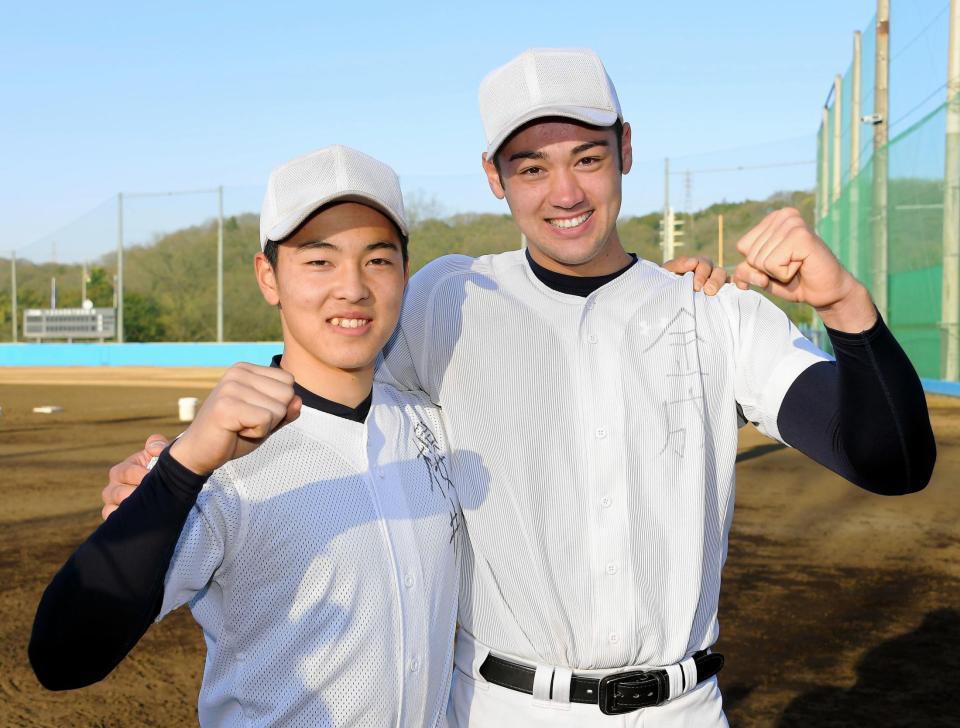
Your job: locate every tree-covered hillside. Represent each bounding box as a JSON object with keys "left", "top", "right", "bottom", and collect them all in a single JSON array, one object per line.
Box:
[{"left": 0, "top": 190, "right": 816, "bottom": 342}]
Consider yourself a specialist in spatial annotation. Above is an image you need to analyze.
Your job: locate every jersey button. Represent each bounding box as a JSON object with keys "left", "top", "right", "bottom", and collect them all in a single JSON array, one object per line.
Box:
[
  {"left": 600, "top": 495, "right": 612, "bottom": 508},
  {"left": 605, "top": 562, "right": 618, "bottom": 575},
  {"left": 608, "top": 632, "right": 620, "bottom": 644},
  {"left": 587, "top": 334, "right": 598, "bottom": 344},
  {"left": 595, "top": 427, "right": 607, "bottom": 439},
  {"left": 409, "top": 657, "right": 420, "bottom": 673},
  {"left": 404, "top": 574, "right": 415, "bottom": 589},
  {"left": 377, "top": 468, "right": 385, "bottom": 479}
]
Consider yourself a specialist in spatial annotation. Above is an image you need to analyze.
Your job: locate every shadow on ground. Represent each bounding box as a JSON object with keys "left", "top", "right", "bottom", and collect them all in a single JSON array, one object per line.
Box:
[{"left": 778, "top": 609, "right": 960, "bottom": 728}]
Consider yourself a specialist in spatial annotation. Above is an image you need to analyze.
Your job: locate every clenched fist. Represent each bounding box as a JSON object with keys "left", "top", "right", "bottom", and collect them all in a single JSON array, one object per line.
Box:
[
  {"left": 733, "top": 208, "right": 877, "bottom": 332},
  {"left": 170, "top": 363, "right": 301, "bottom": 475}
]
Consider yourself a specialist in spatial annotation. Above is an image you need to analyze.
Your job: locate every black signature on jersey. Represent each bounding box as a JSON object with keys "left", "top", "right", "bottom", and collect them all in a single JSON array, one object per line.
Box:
[{"left": 414, "top": 420, "right": 463, "bottom": 548}]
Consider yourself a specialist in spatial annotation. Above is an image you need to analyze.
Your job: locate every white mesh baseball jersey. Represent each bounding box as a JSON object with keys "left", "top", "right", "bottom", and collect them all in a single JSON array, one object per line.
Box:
[
  {"left": 157, "top": 384, "right": 462, "bottom": 727},
  {"left": 379, "top": 250, "right": 829, "bottom": 671}
]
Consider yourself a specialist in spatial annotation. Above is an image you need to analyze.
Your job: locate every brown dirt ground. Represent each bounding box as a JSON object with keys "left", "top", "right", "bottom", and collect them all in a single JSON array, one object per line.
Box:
[{"left": 0, "top": 368, "right": 957, "bottom": 727}]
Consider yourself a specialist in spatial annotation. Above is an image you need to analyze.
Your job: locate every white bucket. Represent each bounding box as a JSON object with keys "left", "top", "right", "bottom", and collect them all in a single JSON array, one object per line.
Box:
[{"left": 178, "top": 397, "right": 200, "bottom": 422}]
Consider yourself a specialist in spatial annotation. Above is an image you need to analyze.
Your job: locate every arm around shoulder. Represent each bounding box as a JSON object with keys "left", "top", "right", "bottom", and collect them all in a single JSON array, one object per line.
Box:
[{"left": 29, "top": 447, "right": 210, "bottom": 690}]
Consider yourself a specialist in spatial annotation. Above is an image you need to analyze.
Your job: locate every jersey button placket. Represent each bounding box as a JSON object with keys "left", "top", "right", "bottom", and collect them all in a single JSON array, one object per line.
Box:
[{"left": 583, "top": 295, "right": 632, "bottom": 664}]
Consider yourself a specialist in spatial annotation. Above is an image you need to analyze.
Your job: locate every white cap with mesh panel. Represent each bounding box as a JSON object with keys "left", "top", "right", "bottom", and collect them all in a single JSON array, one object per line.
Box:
[
  {"left": 478, "top": 48, "right": 623, "bottom": 159},
  {"left": 259, "top": 144, "right": 408, "bottom": 249}
]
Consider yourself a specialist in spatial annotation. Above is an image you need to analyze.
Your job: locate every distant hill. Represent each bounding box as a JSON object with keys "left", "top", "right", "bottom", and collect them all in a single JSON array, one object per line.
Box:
[{"left": 0, "top": 190, "right": 815, "bottom": 342}]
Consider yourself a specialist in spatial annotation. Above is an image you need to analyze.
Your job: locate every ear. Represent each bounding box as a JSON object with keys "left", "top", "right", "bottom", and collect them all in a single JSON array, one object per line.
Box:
[
  {"left": 620, "top": 122, "right": 633, "bottom": 175},
  {"left": 254, "top": 251, "right": 280, "bottom": 306},
  {"left": 482, "top": 152, "right": 506, "bottom": 200}
]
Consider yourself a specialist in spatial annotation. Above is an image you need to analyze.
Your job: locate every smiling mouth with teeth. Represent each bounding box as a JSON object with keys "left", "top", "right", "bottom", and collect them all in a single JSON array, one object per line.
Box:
[
  {"left": 329, "top": 317, "right": 371, "bottom": 329},
  {"left": 547, "top": 211, "right": 593, "bottom": 229}
]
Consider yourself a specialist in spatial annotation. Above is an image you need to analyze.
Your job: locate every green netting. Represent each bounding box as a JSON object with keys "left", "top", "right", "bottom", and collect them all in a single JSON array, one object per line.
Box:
[
  {"left": 820, "top": 100, "right": 950, "bottom": 379},
  {"left": 818, "top": 3, "right": 955, "bottom": 380}
]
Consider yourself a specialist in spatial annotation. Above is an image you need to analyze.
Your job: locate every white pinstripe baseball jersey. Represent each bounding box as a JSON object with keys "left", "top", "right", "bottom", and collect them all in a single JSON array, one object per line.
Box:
[
  {"left": 379, "top": 249, "right": 829, "bottom": 671},
  {"left": 156, "top": 384, "right": 462, "bottom": 727}
]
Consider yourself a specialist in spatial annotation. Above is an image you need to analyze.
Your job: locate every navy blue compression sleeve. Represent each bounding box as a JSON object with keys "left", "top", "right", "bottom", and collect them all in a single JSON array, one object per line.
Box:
[
  {"left": 28, "top": 447, "right": 207, "bottom": 690},
  {"left": 776, "top": 315, "right": 936, "bottom": 495}
]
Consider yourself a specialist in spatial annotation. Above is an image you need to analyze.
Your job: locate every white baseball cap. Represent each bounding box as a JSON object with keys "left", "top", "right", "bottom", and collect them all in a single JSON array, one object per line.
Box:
[
  {"left": 259, "top": 144, "right": 408, "bottom": 249},
  {"left": 478, "top": 48, "right": 623, "bottom": 159}
]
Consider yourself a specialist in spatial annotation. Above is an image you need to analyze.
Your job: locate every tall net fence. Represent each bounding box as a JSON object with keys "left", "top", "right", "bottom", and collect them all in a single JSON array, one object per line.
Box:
[
  {"left": 818, "top": 1, "right": 957, "bottom": 380},
  {"left": 0, "top": 186, "right": 272, "bottom": 344},
  {"left": 0, "top": 180, "right": 520, "bottom": 345}
]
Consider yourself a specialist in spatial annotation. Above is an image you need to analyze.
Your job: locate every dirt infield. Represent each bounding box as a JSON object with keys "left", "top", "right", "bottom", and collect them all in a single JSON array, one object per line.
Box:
[{"left": 1, "top": 371, "right": 958, "bottom": 727}]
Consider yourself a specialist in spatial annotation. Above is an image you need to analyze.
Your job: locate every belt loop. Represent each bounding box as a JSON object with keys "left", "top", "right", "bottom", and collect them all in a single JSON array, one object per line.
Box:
[
  {"left": 680, "top": 655, "right": 698, "bottom": 695},
  {"left": 532, "top": 664, "right": 554, "bottom": 702},
  {"left": 665, "top": 663, "right": 685, "bottom": 700},
  {"left": 552, "top": 666, "right": 573, "bottom": 704}
]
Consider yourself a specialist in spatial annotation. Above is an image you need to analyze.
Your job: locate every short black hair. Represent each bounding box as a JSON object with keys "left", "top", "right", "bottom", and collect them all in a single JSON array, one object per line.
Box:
[
  {"left": 262, "top": 201, "right": 409, "bottom": 270},
  {"left": 492, "top": 118, "right": 625, "bottom": 177}
]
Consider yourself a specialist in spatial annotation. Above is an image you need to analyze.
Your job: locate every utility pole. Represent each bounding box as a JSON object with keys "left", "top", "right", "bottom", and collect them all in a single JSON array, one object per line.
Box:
[
  {"left": 116, "top": 192, "right": 124, "bottom": 343},
  {"left": 217, "top": 185, "right": 224, "bottom": 343},
  {"left": 663, "top": 158, "right": 671, "bottom": 262},
  {"left": 717, "top": 214, "right": 724, "bottom": 268},
  {"left": 81, "top": 262, "right": 88, "bottom": 303},
  {"left": 850, "top": 31, "right": 862, "bottom": 279},
  {"left": 873, "top": 0, "right": 890, "bottom": 320},
  {"left": 943, "top": 0, "right": 960, "bottom": 380},
  {"left": 10, "top": 250, "right": 17, "bottom": 343}
]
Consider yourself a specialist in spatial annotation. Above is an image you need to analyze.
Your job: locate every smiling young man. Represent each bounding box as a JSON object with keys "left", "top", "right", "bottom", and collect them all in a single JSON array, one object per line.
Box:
[
  {"left": 30, "top": 146, "right": 463, "bottom": 727},
  {"left": 370, "top": 48, "right": 934, "bottom": 726}
]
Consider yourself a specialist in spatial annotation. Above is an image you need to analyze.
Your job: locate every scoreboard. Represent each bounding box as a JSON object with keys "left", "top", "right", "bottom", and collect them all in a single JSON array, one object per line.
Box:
[{"left": 23, "top": 308, "right": 117, "bottom": 341}]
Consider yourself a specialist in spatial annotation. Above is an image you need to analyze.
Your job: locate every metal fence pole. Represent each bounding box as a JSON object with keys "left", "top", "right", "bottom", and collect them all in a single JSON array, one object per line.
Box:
[
  {"left": 217, "top": 185, "right": 224, "bottom": 343},
  {"left": 831, "top": 74, "right": 843, "bottom": 264},
  {"left": 11, "top": 250, "right": 17, "bottom": 343},
  {"left": 943, "top": 0, "right": 960, "bottom": 381},
  {"left": 117, "top": 192, "right": 124, "bottom": 343},
  {"left": 873, "top": 0, "right": 890, "bottom": 321},
  {"left": 850, "top": 31, "right": 862, "bottom": 280},
  {"left": 832, "top": 74, "right": 843, "bottom": 205},
  {"left": 820, "top": 108, "right": 830, "bottom": 221}
]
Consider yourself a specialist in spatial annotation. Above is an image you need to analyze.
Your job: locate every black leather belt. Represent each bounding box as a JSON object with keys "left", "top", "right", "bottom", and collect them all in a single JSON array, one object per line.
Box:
[{"left": 478, "top": 650, "right": 724, "bottom": 715}]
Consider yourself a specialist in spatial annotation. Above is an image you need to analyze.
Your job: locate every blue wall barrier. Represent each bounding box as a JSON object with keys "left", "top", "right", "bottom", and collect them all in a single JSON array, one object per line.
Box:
[
  {"left": 3, "top": 344, "right": 958, "bottom": 396},
  {"left": 0, "top": 343, "right": 282, "bottom": 367},
  {"left": 922, "top": 378, "right": 960, "bottom": 397}
]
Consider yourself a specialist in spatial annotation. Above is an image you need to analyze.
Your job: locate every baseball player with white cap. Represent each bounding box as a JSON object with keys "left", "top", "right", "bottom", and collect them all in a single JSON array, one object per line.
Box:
[
  {"left": 370, "top": 48, "right": 934, "bottom": 726},
  {"left": 31, "top": 145, "right": 466, "bottom": 727},
  {"left": 92, "top": 48, "right": 933, "bottom": 726}
]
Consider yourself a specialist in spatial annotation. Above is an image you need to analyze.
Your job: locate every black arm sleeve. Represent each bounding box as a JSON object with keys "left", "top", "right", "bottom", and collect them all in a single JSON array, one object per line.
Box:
[
  {"left": 776, "top": 315, "right": 936, "bottom": 495},
  {"left": 28, "top": 448, "right": 208, "bottom": 690}
]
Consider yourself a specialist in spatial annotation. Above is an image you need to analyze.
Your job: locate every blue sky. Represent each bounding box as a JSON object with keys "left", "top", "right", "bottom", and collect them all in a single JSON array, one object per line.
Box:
[{"left": 4, "top": 0, "right": 937, "bottom": 260}]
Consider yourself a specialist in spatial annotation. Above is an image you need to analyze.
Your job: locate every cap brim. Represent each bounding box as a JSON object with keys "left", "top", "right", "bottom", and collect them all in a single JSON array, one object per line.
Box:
[
  {"left": 486, "top": 105, "right": 619, "bottom": 159},
  {"left": 263, "top": 192, "right": 409, "bottom": 248}
]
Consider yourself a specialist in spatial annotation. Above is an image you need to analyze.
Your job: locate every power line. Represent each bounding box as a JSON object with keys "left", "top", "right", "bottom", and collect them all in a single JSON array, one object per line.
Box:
[{"left": 669, "top": 159, "right": 815, "bottom": 175}]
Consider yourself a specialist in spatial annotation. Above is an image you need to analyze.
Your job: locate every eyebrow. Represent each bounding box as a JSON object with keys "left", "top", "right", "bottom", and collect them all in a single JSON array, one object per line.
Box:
[
  {"left": 295, "top": 240, "right": 400, "bottom": 253},
  {"left": 507, "top": 139, "right": 609, "bottom": 163}
]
